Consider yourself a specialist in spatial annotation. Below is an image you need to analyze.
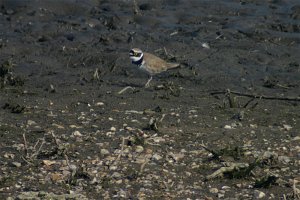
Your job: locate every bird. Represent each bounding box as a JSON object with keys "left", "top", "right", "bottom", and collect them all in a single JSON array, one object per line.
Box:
[{"left": 129, "top": 48, "right": 180, "bottom": 87}]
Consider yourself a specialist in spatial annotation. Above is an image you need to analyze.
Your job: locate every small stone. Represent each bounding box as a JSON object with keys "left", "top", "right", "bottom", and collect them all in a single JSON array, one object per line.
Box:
[
  {"left": 110, "top": 127, "right": 116, "bottom": 132},
  {"left": 111, "top": 172, "right": 122, "bottom": 178},
  {"left": 262, "top": 151, "right": 278, "bottom": 160},
  {"left": 100, "top": 149, "right": 110, "bottom": 155},
  {"left": 42, "top": 160, "right": 56, "bottom": 166},
  {"left": 224, "top": 125, "right": 232, "bottom": 129},
  {"left": 135, "top": 145, "right": 144, "bottom": 153},
  {"left": 253, "top": 190, "right": 265, "bottom": 199},
  {"left": 221, "top": 186, "right": 231, "bottom": 190},
  {"left": 95, "top": 102, "right": 104, "bottom": 106},
  {"left": 152, "top": 153, "right": 162, "bottom": 161},
  {"left": 278, "top": 155, "right": 291, "bottom": 164},
  {"left": 202, "top": 42, "right": 210, "bottom": 49},
  {"left": 12, "top": 162, "right": 21, "bottom": 167},
  {"left": 250, "top": 124, "right": 258, "bottom": 128},
  {"left": 27, "top": 120, "right": 37, "bottom": 126},
  {"left": 209, "top": 188, "right": 218, "bottom": 194},
  {"left": 283, "top": 124, "right": 292, "bottom": 131},
  {"left": 292, "top": 136, "right": 300, "bottom": 141},
  {"left": 72, "top": 130, "right": 82, "bottom": 137}
]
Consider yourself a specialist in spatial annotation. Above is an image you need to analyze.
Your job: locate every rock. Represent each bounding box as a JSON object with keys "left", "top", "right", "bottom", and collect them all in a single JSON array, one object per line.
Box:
[
  {"left": 95, "top": 102, "right": 104, "bottom": 106},
  {"left": 224, "top": 125, "right": 232, "bottom": 129},
  {"left": 42, "top": 160, "right": 56, "bottom": 166},
  {"left": 110, "top": 127, "right": 116, "bottom": 132},
  {"left": 100, "top": 149, "right": 110, "bottom": 155},
  {"left": 12, "top": 162, "right": 21, "bottom": 167},
  {"left": 253, "top": 190, "right": 265, "bottom": 199},
  {"left": 27, "top": 120, "right": 37, "bottom": 126},
  {"left": 292, "top": 136, "right": 300, "bottom": 141},
  {"left": 278, "top": 155, "right": 291, "bottom": 164},
  {"left": 152, "top": 153, "right": 162, "bottom": 161},
  {"left": 262, "top": 151, "right": 278, "bottom": 160},
  {"left": 283, "top": 124, "right": 292, "bottom": 131},
  {"left": 135, "top": 145, "right": 144, "bottom": 153},
  {"left": 209, "top": 187, "right": 218, "bottom": 194},
  {"left": 72, "top": 130, "right": 82, "bottom": 137}
]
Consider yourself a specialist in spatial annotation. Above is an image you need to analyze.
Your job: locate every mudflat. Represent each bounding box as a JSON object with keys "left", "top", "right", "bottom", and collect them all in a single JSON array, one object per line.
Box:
[{"left": 0, "top": 0, "right": 300, "bottom": 199}]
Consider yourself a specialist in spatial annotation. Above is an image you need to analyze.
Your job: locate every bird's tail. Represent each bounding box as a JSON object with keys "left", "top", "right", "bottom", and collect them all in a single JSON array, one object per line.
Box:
[{"left": 166, "top": 62, "right": 180, "bottom": 69}]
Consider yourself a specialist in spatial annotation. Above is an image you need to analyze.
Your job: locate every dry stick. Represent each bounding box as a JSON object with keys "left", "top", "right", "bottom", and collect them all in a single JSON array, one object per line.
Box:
[
  {"left": 93, "top": 68, "right": 100, "bottom": 80},
  {"left": 199, "top": 49, "right": 220, "bottom": 62},
  {"left": 30, "top": 138, "right": 45, "bottom": 159},
  {"left": 113, "top": 137, "right": 127, "bottom": 165},
  {"left": 133, "top": 0, "right": 140, "bottom": 15},
  {"left": 211, "top": 89, "right": 300, "bottom": 102},
  {"left": 200, "top": 141, "right": 220, "bottom": 160},
  {"left": 139, "top": 158, "right": 149, "bottom": 175},
  {"left": 118, "top": 86, "right": 135, "bottom": 95},
  {"left": 22, "top": 133, "right": 28, "bottom": 157}
]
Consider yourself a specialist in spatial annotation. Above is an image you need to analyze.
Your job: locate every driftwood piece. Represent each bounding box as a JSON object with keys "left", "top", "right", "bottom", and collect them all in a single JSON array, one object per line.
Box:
[{"left": 211, "top": 89, "right": 300, "bottom": 102}]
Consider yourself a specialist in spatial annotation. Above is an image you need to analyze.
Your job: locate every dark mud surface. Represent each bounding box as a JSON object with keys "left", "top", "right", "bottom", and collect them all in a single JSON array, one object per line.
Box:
[{"left": 0, "top": 0, "right": 300, "bottom": 199}]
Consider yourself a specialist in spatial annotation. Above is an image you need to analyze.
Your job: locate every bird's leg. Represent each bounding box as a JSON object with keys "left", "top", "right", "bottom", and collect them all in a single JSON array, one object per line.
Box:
[{"left": 145, "top": 76, "right": 153, "bottom": 88}]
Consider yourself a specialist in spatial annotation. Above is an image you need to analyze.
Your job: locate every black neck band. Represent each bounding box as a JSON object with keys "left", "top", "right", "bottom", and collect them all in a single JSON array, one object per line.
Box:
[{"left": 132, "top": 55, "right": 143, "bottom": 65}]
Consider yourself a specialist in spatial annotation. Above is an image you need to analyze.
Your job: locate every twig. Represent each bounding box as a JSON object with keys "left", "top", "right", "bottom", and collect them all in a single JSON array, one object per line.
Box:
[
  {"left": 22, "top": 133, "right": 28, "bottom": 157},
  {"left": 93, "top": 68, "right": 100, "bottom": 80},
  {"left": 200, "top": 141, "right": 220, "bottom": 160},
  {"left": 133, "top": 0, "right": 140, "bottom": 15},
  {"left": 139, "top": 158, "right": 149, "bottom": 175},
  {"left": 211, "top": 89, "right": 300, "bottom": 102},
  {"left": 206, "top": 162, "right": 249, "bottom": 180},
  {"left": 199, "top": 49, "right": 220, "bottom": 62},
  {"left": 30, "top": 138, "right": 45, "bottom": 159},
  {"left": 113, "top": 137, "right": 127, "bottom": 165},
  {"left": 163, "top": 47, "right": 168, "bottom": 57},
  {"left": 118, "top": 86, "right": 135, "bottom": 94}
]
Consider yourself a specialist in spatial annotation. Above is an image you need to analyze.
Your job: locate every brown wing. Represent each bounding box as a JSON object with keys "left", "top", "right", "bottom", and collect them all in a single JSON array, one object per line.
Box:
[{"left": 144, "top": 52, "right": 179, "bottom": 74}]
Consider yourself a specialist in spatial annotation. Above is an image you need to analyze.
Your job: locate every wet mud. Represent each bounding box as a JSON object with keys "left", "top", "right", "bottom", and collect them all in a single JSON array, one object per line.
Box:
[{"left": 0, "top": 0, "right": 300, "bottom": 199}]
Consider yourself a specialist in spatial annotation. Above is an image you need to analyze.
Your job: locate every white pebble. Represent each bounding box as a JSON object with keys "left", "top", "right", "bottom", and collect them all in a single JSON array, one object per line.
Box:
[{"left": 72, "top": 130, "right": 82, "bottom": 137}]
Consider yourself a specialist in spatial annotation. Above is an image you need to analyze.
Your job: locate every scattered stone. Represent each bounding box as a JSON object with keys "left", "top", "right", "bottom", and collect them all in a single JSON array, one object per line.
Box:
[
  {"left": 110, "top": 127, "right": 116, "bottom": 132},
  {"left": 101, "top": 149, "right": 110, "bottom": 155},
  {"left": 209, "top": 187, "right": 218, "bottom": 194},
  {"left": 27, "top": 120, "right": 37, "bottom": 126},
  {"left": 292, "top": 136, "right": 300, "bottom": 141},
  {"left": 72, "top": 130, "right": 82, "bottom": 137},
  {"left": 283, "top": 124, "right": 292, "bottom": 131},
  {"left": 224, "top": 125, "right": 232, "bottom": 129},
  {"left": 253, "top": 190, "right": 266, "bottom": 199},
  {"left": 95, "top": 102, "right": 104, "bottom": 106},
  {"left": 42, "top": 160, "right": 56, "bottom": 166},
  {"left": 278, "top": 155, "right": 291, "bottom": 164},
  {"left": 12, "top": 162, "right": 21, "bottom": 167},
  {"left": 152, "top": 153, "right": 163, "bottom": 161},
  {"left": 135, "top": 145, "right": 144, "bottom": 153}
]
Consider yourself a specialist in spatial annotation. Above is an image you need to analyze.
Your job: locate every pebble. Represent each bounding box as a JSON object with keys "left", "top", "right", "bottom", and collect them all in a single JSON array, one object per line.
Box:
[
  {"left": 100, "top": 149, "right": 110, "bottom": 155},
  {"left": 95, "top": 102, "right": 104, "bottom": 106},
  {"left": 110, "top": 127, "right": 116, "bottom": 132},
  {"left": 12, "top": 162, "right": 22, "bottom": 167},
  {"left": 209, "top": 187, "right": 218, "bottom": 194},
  {"left": 72, "top": 130, "right": 82, "bottom": 137},
  {"left": 278, "top": 155, "right": 291, "bottom": 164},
  {"left": 27, "top": 120, "right": 37, "bottom": 126},
  {"left": 224, "top": 125, "right": 232, "bottom": 129},
  {"left": 221, "top": 186, "right": 231, "bottom": 190},
  {"left": 253, "top": 190, "right": 265, "bottom": 199},
  {"left": 152, "top": 154, "right": 162, "bottom": 161},
  {"left": 262, "top": 151, "right": 278, "bottom": 159},
  {"left": 283, "top": 124, "right": 292, "bottom": 131},
  {"left": 135, "top": 145, "right": 144, "bottom": 153}
]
